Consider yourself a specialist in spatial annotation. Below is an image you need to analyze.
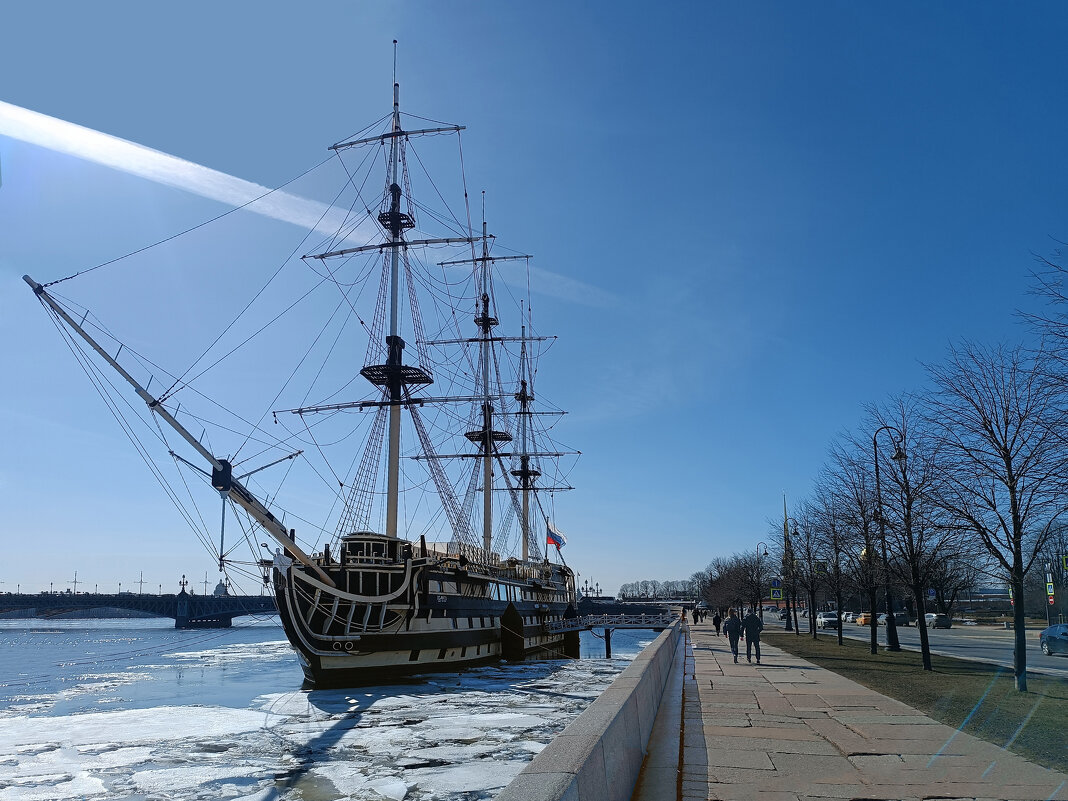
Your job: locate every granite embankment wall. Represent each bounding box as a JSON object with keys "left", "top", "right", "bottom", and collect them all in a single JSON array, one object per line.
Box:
[{"left": 497, "top": 622, "right": 682, "bottom": 801}]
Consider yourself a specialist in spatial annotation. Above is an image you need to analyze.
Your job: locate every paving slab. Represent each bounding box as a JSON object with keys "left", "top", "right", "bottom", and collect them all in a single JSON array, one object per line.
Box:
[{"left": 633, "top": 621, "right": 1068, "bottom": 801}]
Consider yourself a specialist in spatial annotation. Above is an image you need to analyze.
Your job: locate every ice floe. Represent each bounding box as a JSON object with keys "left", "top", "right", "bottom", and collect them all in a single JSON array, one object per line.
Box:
[{"left": 1, "top": 624, "right": 649, "bottom": 799}]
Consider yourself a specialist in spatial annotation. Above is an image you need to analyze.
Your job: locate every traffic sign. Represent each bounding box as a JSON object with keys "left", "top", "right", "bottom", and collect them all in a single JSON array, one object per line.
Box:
[
  {"left": 770, "top": 578, "right": 782, "bottom": 589},
  {"left": 1048, "top": 583, "right": 1056, "bottom": 595},
  {"left": 1062, "top": 554, "right": 1068, "bottom": 571},
  {"left": 770, "top": 588, "right": 783, "bottom": 600},
  {"left": 927, "top": 588, "right": 935, "bottom": 599},
  {"left": 1051, "top": 597, "right": 1056, "bottom": 605}
]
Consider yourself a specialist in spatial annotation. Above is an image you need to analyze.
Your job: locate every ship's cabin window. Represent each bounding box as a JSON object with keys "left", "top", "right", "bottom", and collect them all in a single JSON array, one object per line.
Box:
[{"left": 342, "top": 535, "right": 399, "bottom": 564}]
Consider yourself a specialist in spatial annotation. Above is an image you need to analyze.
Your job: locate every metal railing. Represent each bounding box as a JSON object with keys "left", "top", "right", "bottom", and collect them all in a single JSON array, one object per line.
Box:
[{"left": 545, "top": 612, "right": 675, "bottom": 633}]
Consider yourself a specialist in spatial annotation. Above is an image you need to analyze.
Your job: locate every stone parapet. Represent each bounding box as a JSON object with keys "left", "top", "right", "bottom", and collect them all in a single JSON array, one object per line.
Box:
[{"left": 496, "top": 622, "right": 682, "bottom": 801}]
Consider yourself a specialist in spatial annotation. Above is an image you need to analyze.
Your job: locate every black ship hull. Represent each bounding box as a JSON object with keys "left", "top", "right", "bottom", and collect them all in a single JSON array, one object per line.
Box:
[{"left": 272, "top": 535, "right": 578, "bottom": 687}]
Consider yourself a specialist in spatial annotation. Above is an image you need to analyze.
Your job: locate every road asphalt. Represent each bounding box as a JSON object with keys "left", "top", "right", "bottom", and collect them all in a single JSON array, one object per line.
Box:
[
  {"left": 632, "top": 621, "right": 1067, "bottom": 801},
  {"left": 804, "top": 619, "right": 1068, "bottom": 679}
]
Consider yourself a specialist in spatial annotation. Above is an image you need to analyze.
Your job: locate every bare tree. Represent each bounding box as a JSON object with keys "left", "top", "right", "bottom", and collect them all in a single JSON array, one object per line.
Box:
[
  {"left": 830, "top": 437, "right": 882, "bottom": 654},
  {"left": 793, "top": 506, "right": 827, "bottom": 639},
  {"left": 810, "top": 479, "right": 850, "bottom": 645},
  {"left": 870, "top": 397, "right": 964, "bottom": 671},
  {"left": 925, "top": 342, "right": 1068, "bottom": 691},
  {"left": 927, "top": 548, "right": 983, "bottom": 619},
  {"left": 701, "top": 557, "right": 748, "bottom": 613}
]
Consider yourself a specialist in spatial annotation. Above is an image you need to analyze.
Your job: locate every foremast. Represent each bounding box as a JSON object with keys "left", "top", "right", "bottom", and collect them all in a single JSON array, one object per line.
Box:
[
  {"left": 307, "top": 81, "right": 469, "bottom": 540},
  {"left": 383, "top": 80, "right": 413, "bottom": 540}
]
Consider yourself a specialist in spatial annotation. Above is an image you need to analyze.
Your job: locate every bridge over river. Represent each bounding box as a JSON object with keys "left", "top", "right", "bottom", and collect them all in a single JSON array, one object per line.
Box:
[
  {"left": 549, "top": 610, "right": 677, "bottom": 657},
  {"left": 0, "top": 590, "right": 277, "bottom": 628}
]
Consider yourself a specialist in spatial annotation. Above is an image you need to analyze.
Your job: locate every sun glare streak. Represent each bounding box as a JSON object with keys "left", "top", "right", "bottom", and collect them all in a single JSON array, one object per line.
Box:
[
  {"left": 926, "top": 666, "right": 1003, "bottom": 768},
  {"left": 0, "top": 99, "right": 372, "bottom": 240},
  {"left": 0, "top": 99, "right": 615, "bottom": 306}
]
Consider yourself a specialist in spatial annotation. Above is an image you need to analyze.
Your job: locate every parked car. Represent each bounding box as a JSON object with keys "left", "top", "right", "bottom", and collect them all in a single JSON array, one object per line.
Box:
[
  {"left": 856, "top": 612, "right": 873, "bottom": 626},
  {"left": 924, "top": 612, "right": 952, "bottom": 629},
  {"left": 1039, "top": 624, "right": 1068, "bottom": 656},
  {"left": 842, "top": 611, "right": 857, "bottom": 623},
  {"left": 877, "top": 612, "right": 909, "bottom": 626},
  {"left": 816, "top": 612, "right": 838, "bottom": 630}
]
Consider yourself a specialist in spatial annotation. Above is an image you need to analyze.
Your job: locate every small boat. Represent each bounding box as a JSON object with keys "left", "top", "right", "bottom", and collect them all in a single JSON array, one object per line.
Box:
[{"left": 25, "top": 57, "right": 580, "bottom": 686}]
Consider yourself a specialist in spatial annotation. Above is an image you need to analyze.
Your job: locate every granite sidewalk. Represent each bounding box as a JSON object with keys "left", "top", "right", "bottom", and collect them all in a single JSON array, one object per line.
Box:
[{"left": 634, "top": 621, "right": 1067, "bottom": 801}]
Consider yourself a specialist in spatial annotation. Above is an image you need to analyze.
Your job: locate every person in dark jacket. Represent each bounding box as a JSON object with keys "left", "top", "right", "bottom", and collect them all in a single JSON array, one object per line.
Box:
[
  {"left": 742, "top": 609, "right": 764, "bottom": 664},
  {"left": 722, "top": 608, "right": 742, "bottom": 662},
  {"left": 712, "top": 613, "right": 722, "bottom": 636}
]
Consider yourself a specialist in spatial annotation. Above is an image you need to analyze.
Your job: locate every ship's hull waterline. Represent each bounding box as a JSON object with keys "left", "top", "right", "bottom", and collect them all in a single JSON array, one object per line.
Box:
[{"left": 272, "top": 538, "right": 579, "bottom": 687}]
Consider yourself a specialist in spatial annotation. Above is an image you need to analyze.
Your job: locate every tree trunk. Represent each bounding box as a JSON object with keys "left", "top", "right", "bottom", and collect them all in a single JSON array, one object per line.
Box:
[
  {"left": 835, "top": 585, "right": 844, "bottom": 646},
  {"left": 809, "top": 586, "right": 818, "bottom": 639},
  {"left": 792, "top": 579, "right": 800, "bottom": 635},
  {"left": 912, "top": 589, "right": 932, "bottom": 671},
  {"left": 868, "top": 585, "right": 878, "bottom": 654},
  {"left": 911, "top": 565, "right": 932, "bottom": 671},
  {"left": 1012, "top": 570, "right": 1028, "bottom": 692}
]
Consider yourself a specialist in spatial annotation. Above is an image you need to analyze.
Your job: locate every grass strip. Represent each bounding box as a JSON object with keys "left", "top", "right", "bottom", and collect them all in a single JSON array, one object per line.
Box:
[{"left": 764, "top": 629, "right": 1068, "bottom": 774}]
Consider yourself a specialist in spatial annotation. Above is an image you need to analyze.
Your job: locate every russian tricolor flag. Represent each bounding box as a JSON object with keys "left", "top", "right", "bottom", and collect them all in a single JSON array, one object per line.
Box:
[{"left": 546, "top": 519, "right": 567, "bottom": 549}]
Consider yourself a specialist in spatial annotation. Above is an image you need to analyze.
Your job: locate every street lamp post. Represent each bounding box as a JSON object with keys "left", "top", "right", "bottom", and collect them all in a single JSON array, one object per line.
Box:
[
  {"left": 756, "top": 542, "right": 769, "bottom": 620},
  {"left": 873, "top": 424, "right": 905, "bottom": 652}
]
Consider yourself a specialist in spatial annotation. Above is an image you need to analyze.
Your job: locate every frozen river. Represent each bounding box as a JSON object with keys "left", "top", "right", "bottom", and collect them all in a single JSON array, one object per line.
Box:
[{"left": 0, "top": 617, "right": 653, "bottom": 800}]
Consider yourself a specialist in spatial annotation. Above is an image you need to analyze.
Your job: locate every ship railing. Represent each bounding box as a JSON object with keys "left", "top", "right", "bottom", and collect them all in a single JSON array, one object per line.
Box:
[
  {"left": 544, "top": 613, "right": 675, "bottom": 633},
  {"left": 343, "top": 555, "right": 394, "bottom": 566},
  {"left": 423, "top": 541, "right": 501, "bottom": 568}
]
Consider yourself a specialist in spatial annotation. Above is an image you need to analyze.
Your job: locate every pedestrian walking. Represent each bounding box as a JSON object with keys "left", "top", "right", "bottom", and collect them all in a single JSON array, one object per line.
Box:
[
  {"left": 723, "top": 608, "right": 742, "bottom": 662},
  {"left": 712, "top": 612, "right": 722, "bottom": 636},
  {"left": 742, "top": 608, "right": 763, "bottom": 664},
  {"left": 692, "top": 607, "right": 699, "bottom": 625}
]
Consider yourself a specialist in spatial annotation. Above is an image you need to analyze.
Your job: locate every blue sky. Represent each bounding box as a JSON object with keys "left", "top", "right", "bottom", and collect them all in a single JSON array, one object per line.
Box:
[{"left": 3, "top": 2, "right": 1068, "bottom": 596}]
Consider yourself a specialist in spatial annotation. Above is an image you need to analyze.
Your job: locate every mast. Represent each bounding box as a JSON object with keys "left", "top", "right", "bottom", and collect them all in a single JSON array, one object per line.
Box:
[
  {"left": 479, "top": 217, "right": 494, "bottom": 554},
  {"left": 517, "top": 323, "right": 532, "bottom": 561},
  {"left": 384, "top": 79, "right": 404, "bottom": 539},
  {"left": 309, "top": 62, "right": 469, "bottom": 542}
]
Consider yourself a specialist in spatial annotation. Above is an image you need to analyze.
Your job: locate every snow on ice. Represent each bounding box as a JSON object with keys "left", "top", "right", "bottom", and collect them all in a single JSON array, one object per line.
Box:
[{"left": 0, "top": 649, "right": 639, "bottom": 800}]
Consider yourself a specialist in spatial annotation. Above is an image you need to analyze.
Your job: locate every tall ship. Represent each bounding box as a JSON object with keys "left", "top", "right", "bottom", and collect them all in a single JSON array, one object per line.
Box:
[{"left": 24, "top": 64, "right": 579, "bottom": 686}]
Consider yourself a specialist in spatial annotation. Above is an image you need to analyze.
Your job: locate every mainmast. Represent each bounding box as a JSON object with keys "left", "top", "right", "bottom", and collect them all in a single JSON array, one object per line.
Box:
[{"left": 383, "top": 80, "right": 407, "bottom": 539}]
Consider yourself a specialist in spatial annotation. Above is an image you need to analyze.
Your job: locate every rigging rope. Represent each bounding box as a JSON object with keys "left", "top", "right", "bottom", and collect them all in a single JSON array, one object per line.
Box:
[{"left": 42, "top": 155, "right": 335, "bottom": 288}]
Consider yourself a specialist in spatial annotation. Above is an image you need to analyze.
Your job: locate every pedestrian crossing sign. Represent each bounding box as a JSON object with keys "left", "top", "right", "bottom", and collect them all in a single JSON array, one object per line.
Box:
[{"left": 770, "top": 588, "right": 783, "bottom": 600}]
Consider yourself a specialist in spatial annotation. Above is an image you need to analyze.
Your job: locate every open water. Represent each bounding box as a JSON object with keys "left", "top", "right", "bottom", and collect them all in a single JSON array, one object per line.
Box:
[{"left": 0, "top": 617, "right": 652, "bottom": 801}]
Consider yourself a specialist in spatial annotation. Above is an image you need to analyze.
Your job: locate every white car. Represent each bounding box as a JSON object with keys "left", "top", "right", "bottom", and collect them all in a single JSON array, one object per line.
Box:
[{"left": 816, "top": 612, "right": 839, "bottom": 629}]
